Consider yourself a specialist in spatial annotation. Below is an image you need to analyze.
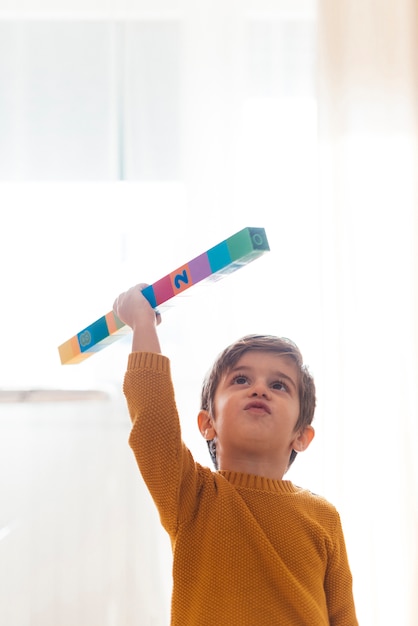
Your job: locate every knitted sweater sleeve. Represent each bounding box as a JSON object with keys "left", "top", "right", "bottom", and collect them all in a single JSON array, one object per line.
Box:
[
  {"left": 326, "top": 511, "right": 358, "bottom": 626},
  {"left": 123, "top": 351, "right": 199, "bottom": 536}
]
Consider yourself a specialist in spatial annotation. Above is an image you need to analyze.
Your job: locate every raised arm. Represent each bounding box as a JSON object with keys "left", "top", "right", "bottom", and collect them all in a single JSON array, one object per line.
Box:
[
  {"left": 114, "top": 282, "right": 200, "bottom": 534},
  {"left": 113, "top": 282, "right": 162, "bottom": 353}
]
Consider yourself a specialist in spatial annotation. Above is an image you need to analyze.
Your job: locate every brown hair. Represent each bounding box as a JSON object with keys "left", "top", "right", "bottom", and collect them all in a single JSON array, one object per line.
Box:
[{"left": 200, "top": 334, "right": 316, "bottom": 469}]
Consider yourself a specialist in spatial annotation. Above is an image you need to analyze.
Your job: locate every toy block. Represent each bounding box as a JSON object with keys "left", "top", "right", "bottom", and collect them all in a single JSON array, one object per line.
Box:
[
  {"left": 58, "top": 227, "right": 270, "bottom": 364},
  {"left": 207, "top": 240, "right": 232, "bottom": 274},
  {"left": 78, "top": 316, "right": 109, "bottom": 352},
  {"left": 226, "top": 227, "right": 268, "bottom": 264},
  {"left": 141, "top": 284, "right": 157, "bottom": 308},
  {"left": 58, "top": 335, "right": 83, "bottom": 365},
  {"left": 59, "top": 312, "right": 130, "bottom": 365},
  {"left": 188, "top": 253, "right": 212, "bottom": 283},
  {"left": 152, "top": 275, "right": 175, "bottom": 305},
  {"left": 170, "top": 263, "right": 193, "bottom": 295},
  {"left": 105, "top": 310, "right": 125, "bottom": 334}
]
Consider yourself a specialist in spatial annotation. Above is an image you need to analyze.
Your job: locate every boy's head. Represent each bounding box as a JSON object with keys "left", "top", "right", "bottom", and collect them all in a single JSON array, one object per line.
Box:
[{"left": 199, "top": 334, "right": 316, "bottom": 470}]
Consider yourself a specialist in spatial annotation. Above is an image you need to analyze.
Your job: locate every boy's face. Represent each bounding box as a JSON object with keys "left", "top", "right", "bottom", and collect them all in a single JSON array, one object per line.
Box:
[{"left": 209, "top": 350, "right": 305, "bottom": 466}]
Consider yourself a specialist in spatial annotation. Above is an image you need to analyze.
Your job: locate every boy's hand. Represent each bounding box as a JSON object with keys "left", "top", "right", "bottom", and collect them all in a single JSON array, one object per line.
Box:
[
  {"left": 113, "top": 283, "right": 162, "bottom": 353},
  {"left": 113, "top": 283, "right": 161, "bottom": 329}
]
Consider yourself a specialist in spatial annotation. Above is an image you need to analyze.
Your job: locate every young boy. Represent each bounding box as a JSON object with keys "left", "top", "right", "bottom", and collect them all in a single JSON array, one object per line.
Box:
[{"left": 113, "top": 283, "right": 358, "bottom": 626}]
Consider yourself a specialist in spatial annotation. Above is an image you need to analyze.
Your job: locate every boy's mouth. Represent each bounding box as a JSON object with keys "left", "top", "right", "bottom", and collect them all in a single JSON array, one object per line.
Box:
[{"left": 244, "top": 401, "right": 271, "bottom": 414}]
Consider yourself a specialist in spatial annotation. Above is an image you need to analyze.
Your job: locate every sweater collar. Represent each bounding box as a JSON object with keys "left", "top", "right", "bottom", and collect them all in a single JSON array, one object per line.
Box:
[{"left": 218, "top": 470, "right": 298, "bottom": 494}]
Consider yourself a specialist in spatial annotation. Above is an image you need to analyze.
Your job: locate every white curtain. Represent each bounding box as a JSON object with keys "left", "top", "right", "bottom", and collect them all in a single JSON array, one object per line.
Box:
[{"left": 317, "top": 1, "right": 418, "bottom": 624}]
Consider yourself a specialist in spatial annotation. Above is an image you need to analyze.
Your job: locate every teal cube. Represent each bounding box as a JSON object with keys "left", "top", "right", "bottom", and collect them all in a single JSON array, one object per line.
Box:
[
  {"left": 78, "top": 316, "right": 109, "bottom": 352},
  {"left": 207, "top": 241, "right": 232, "bottom": 273}
]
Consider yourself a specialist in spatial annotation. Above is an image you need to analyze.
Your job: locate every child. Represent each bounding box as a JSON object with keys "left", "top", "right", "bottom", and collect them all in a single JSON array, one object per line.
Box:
[{"left": 113, "top": 283, "right": 358, "bottom": 626}]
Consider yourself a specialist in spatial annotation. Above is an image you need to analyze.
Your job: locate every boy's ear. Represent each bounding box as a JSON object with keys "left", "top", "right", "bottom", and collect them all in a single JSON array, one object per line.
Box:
[
  {"left": 292, "top": 425, "right": 315, "bottom": 453},
  {"left": 197, "top": 410, "right": 216, "bottom": 440}
]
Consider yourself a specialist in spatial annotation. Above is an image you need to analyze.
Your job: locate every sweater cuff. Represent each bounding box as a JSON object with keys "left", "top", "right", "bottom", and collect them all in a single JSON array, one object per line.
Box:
[{"left": 127, "top": 351, "right": 170, "bottom": 373}]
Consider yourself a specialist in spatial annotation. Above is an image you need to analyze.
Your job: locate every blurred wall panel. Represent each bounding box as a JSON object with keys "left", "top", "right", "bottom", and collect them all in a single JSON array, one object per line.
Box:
[{"left": 0, "top": 396, "right": 171, "bottom": 626}]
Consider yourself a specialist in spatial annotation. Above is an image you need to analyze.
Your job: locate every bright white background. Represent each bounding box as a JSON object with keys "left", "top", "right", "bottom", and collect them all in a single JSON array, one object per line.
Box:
[{"left": 0, "top": 1, "right": 417, "bottom": 625}]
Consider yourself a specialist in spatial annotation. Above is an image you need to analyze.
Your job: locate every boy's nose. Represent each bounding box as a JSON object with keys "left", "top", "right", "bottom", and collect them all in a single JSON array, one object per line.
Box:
[{"left": 250, "top": 382, "right": 270, "bottom": 398}]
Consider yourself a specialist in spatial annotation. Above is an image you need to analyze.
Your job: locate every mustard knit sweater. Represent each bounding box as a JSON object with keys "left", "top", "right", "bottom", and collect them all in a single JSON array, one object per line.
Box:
[{"left": 124, "top": 352, "right": 358, "bottom": 626}]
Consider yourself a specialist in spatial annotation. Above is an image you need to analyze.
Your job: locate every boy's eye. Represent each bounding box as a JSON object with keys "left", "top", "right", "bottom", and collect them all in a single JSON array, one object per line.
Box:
[
  {"left": 232, "top": 375, "right": 248, "bottom": 385},
  {"left": 272, "top": 381, "right": 288, "bottom": 392}
]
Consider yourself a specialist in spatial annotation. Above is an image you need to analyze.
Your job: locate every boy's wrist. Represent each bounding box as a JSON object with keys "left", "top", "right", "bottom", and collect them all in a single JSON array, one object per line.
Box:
[{"left": 131, "top": 324, "right": 161, "bottom": 353}]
